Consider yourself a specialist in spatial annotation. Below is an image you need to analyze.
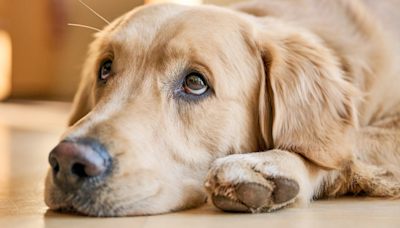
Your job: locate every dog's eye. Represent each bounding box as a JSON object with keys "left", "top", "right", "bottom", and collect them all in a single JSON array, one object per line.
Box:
[
  {"left": 184, "top": 73, "right": 208, "bottom": 95},
  {"left": 99, "top": 60, "right": 112, "bottom": 80}
]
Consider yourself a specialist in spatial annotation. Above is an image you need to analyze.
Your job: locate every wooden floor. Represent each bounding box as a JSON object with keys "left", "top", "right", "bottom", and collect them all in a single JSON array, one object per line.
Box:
[{"left": 1, "top": 101, "right": 400, "bottom": 228}]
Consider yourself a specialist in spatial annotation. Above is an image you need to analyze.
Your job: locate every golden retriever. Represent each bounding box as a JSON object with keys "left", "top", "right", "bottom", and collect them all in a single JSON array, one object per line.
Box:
[{"left": 45, "top": 0, "right": 400, "bottom": 216}]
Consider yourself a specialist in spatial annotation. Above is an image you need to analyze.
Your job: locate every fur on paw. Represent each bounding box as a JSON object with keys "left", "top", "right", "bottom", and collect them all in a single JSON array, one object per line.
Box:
[{"left": 204, "top": 155, "right": 300, "bottom": 213}]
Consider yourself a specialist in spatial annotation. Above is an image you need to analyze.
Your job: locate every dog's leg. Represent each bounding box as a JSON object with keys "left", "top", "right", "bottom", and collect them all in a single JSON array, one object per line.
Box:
[
  {"left": 203, "top": 150, "right": 333, "bottom": 212},
  {"left": 356, "top": 114, "right": 400, "bottom": 173},
  {"left": 204, "top": 144, "right": 400, "bottom": 213},
  {"left": 204, "top": 116, "right": 400, "bottom": 213},
  {"left": 340, "top": 114, "right": 400, "bottom": 198}
]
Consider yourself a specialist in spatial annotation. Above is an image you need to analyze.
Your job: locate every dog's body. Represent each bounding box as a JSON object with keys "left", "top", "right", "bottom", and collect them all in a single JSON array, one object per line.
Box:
[{"left": 45, "top": 0, "right": 400, "bottom": 216}]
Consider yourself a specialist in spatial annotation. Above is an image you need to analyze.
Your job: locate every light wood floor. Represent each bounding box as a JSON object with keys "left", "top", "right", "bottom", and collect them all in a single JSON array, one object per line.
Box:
[{"left": 1, "top": 101, "right": 400, "bottom": 228}]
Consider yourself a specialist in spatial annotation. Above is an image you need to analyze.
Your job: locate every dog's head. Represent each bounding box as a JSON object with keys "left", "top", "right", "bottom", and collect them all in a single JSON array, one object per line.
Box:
[{"left": 45, "top": 3, "right": 357, "bottom": 216}]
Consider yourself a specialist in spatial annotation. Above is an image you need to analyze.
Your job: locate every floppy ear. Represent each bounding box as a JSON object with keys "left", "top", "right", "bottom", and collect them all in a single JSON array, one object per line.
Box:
[
  {"left": 256, "top": 20, "right": 358, "bottom": 170},
  {"left": 68, "top": 69, "right": 95, "bottom": 126}
]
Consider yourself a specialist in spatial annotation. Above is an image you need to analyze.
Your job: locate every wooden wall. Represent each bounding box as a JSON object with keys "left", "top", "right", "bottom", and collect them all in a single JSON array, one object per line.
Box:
[
  {"left": 1, "top": 0, "right": 58, "bottom": 100},
  {"left": 1, "top": 0, "right": 144, "bottom": 101}
]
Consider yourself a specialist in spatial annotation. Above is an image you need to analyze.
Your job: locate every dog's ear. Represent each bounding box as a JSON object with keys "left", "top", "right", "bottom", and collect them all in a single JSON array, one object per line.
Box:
[
  {"left": 256, "top": 20, "right": 358, "bottom": 170},
  {"left": 68, "top": 71, "right": 95, "bottom": 126}
]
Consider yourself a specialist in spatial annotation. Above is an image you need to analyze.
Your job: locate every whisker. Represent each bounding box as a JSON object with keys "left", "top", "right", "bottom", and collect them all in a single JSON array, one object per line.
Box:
[
  {"left": 68, "top": 23, "right": 102, "bottom": 32},
  {"left": 79, "top": 0, "right": 116, "bottom": 30}
]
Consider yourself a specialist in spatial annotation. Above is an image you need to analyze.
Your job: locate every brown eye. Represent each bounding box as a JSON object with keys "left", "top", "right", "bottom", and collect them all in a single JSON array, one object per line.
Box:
[
  {"left": 184, "top": 74, "right": 208, "bottom": 95},
  {"left": 99, "top": 60, "right": 112, "bottom": 80}
]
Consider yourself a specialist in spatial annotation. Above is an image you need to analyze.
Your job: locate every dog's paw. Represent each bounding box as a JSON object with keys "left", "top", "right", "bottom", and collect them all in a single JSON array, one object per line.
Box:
[{"left": 204, "top": 153, "right": 300, "bottom": 213}]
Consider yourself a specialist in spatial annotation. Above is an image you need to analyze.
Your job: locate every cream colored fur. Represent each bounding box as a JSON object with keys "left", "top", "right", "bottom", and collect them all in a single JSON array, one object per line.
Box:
[{"left": 45, "top": 0, "right": 400, "bottom": 216}]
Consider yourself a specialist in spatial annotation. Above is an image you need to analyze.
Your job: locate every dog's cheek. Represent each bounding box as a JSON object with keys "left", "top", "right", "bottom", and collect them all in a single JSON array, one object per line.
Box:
[{"left": 201, "top": 100, "right": 259, "bottom": 157}]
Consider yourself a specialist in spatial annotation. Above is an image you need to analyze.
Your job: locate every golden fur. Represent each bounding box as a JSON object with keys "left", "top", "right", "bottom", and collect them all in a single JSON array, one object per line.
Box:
[{"left": 45, "top": 0, "right": 400, "bottom": 216}]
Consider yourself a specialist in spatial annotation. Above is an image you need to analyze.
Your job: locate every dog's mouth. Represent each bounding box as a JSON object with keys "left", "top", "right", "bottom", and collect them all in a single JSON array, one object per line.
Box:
[
  {"left": 49, "top": 194, "right": 102, "bottom": 217},
  {"left": 50, "top": 196, "right": 125, "bottom": 217},
  {"left": 51, "top": 197, "right": 164, "bottom": 217},
  {"left": 54, "top": 204, "right": 121, "bottom": 217},
  {"left": 47, "top": 181, "right": 123, "bottom": 217},
  {"left": 47, "top": 178, "right": 165, "bottom": 217}
]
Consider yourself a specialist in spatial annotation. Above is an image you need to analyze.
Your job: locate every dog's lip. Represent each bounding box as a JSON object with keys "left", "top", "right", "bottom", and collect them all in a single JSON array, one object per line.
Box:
[
  {"left": 53, "top": 205, "right": 87, "bottom": 216},
  {"left": 51, "top": 199, "right": 153, "bottom": 217},
  {"left": 48, "top": 183, "right": 164, "bottom": 217},
  {"left": 51, "top": 202, "right": 111, "bottom": 217},
  {"left": 54, "top": 205, "right": 118, "bottom": 217}
]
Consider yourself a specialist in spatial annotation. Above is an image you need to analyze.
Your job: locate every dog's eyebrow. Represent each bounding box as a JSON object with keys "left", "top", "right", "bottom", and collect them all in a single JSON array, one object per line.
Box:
[
  {"left": 186, "top": 61, "right": 213, "bottom": 86},
  {"left": 160, "top": 61, "right": 213, "bottom": 101}
]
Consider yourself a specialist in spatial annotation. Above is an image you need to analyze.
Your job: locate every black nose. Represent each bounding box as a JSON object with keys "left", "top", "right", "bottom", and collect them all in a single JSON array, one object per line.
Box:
[{"left": 49, "top": 138, "right": 110, "bottom": 189}]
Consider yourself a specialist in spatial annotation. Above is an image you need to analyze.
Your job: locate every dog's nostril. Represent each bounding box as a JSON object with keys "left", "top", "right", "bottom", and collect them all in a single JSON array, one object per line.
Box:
[
  {"left": 49, "top": 156, "right": 60, "bottom": 174},
  {"left": 53, "top": 162, "right": 60, "bottom": 174},
  {"left": 71, "top": 163, "right": 88, "bottom": 178}
]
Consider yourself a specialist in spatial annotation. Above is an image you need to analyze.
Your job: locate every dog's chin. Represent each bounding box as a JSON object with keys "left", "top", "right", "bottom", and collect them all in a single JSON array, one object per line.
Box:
[
  {"left": 49, "top": 203, "right": 123, "bottom": 217},
  {"left": 46, "top": 189, "right": 167, "bottom": 217},
  {"left": 46, "top": 186, "right": 206, "bottom": 217},
  {"left": 48, "top": 196, "right": 204, "bottom": 217},
  {"left": 48, "top": 197, "right": 168, "bottom": 217},
  {"left": 45, "top": 181, "right": 206, "bottom": 217},
  {"left": 53, "top": 205, "right": 87, "bottom": 216},
  {"left": 50, "top": 205, "right": 146, "bottom": 217}
]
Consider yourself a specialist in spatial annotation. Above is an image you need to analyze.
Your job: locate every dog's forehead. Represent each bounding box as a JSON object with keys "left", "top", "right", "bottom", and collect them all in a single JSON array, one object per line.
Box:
[
  {"left": 91, "top": 4, "right": 258, "bottom": 100},
  {"left": 110, "top": 4, "right": 250, "bottom": 52},
  {"left": 103, "top": 3, "right": 256, "bottom": 83}
]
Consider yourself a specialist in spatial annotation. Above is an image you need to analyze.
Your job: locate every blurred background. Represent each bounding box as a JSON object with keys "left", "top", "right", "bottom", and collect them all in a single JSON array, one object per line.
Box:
[{"left": 0, "top": 0, "right": 246, "bottom": 102}]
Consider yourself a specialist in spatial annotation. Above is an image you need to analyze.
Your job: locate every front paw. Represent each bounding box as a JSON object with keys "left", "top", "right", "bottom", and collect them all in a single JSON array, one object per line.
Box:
[{"left": 204, "top": 154, "right": 300, "bottom": 213}]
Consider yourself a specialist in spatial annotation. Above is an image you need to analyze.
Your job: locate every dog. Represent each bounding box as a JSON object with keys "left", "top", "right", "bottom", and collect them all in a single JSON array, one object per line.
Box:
[{"left": 45, "top": 0, "right": 400, "bottom": 216}]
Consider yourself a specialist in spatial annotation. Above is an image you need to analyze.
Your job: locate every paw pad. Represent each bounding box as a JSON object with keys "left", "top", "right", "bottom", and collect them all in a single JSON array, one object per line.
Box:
[
  {"left": 273, "top": 178, "right": 299, "bottom": 204},
  {"left": 211, "top": 178, "right": 299, "bottom": 213},
  {"left": 235, "top": 183, "right": 271, "bottom": 208}
]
